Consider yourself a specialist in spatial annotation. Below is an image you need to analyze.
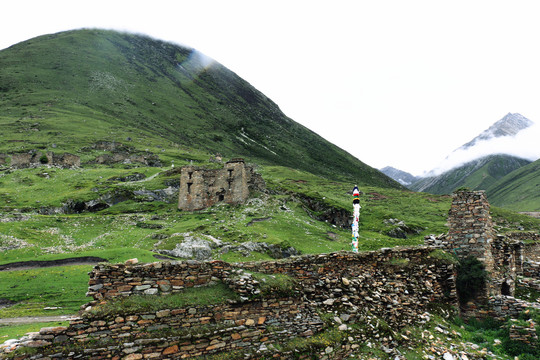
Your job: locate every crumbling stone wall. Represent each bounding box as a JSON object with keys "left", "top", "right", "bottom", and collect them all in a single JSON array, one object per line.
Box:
[
  {"left": 446, "top": 190, "right": 521, "bottom": 300},
  {"left": 3, "top": 248, "right": 458, "bottom": 358},
  {"left": 178, "top": 158, "right": 265, "bottom": 211},
  {"left": 9, "top": 151, "right": 80, "bottom": 169},
  {"left": 512, "top": 232, "right": 540, "bottom": 262},
  {"left": 488, "top": 295, "right": 540, "bottom": 321}
]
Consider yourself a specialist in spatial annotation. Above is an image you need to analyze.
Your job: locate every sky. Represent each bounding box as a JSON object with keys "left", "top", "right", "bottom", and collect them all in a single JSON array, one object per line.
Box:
[{"left": 2, "top": 0, "right": 540, "bottom": 176}]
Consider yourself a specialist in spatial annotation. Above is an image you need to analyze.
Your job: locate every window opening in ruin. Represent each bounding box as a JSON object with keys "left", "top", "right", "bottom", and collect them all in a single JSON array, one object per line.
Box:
[
  {"left": 187, "top": 182, "right": 192, "bottom": 194},
  {"left": 227, "top": 178, "right": 233, "bottom": 190},
  {"left": 501, "top": 281, "right": 511, "bottom": 296},
  {"left": 503, "top": 252, "right": 510, "bottom": 266},
  {"left": 188, "top": 172, "right": 193, "bottom": 180},
  {"left": 228, "top": 169, "right": 233, "bottom": 178},
  {"left": 219, "top": 194, "right": 225, "bottom": 201}
]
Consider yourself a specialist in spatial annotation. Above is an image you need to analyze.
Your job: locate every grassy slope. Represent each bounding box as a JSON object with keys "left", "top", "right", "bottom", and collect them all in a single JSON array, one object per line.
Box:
[
  {"left": 410, "top": 155, "right": 532, "bottom": 207},
  {"left": 487, "top": 158, "right": 540, "bottom": 211}
]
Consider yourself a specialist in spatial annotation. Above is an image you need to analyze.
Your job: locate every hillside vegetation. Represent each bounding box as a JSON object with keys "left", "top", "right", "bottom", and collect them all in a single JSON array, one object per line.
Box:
[
  {"left": 410, "top": 155, "right": 530, "bottom": 195},
  {"left": 487, "top": 158, "right": 540, "bottom": 211}
]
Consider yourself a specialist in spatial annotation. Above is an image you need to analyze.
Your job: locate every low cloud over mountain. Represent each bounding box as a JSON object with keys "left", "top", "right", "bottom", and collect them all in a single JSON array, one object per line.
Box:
[{"left": 427, "top": 113, "right": 539, "bottom": 176}]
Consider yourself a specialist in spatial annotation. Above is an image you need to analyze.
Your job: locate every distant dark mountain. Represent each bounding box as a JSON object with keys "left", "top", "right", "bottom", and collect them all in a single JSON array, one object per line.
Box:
[
  {"left": 380, "top": 166, "right": 419, "bottom": 186},
  {"left": 487, "top": 158, "right": 540, "bottom": 211},
  {"left": 410, "top": 154, "right": 531, "bottom": 195}
]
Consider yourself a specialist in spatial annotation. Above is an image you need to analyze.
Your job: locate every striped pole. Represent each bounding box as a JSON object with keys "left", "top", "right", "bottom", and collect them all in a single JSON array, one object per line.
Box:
[{"left": 351, "top": 185, "right": 361, "bottom": 252}]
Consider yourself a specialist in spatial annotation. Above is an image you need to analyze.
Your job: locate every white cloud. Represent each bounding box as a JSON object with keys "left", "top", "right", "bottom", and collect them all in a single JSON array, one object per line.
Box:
[{"left": 427, "top": 121, "right": 540, "bottom": 176}]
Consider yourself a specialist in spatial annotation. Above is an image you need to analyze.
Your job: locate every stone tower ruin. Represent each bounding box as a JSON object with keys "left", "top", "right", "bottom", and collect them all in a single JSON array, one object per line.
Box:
[
  {"left": 178, "top": 158, "right": 265, "bottom": 211},
  {"left": 447, "top": 190, "right": 522, "bottom": 301}
]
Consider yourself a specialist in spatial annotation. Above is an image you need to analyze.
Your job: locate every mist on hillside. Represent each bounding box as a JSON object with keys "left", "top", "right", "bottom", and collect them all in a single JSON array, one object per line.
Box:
[{"left": 426, "top": 121, "right": 540, "bottom": 177}]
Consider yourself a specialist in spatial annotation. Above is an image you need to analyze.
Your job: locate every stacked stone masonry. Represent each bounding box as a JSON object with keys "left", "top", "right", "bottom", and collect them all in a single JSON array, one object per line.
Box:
[
  {"left": 509, "top": 319, "right": 538, "bottom": 345},
  {"left": 445, "top": 191, "right": 522, "bottom": 300},
  {"left": 488, "top": 295, "right": 540, "bottom": 321},
  {"left": 177, "top": 158, "right": 265, "bottom": 211},
  {"left": 2, "top": 248, "right": 458, "bottom": 358}
]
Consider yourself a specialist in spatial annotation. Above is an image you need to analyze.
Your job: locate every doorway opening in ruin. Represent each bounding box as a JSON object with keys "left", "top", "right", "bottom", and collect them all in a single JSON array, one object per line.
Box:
[
  {"left": 217, "top": 189, "right": 225, "bottom": 202},
  {"left": 501, "top": 281, "right": 511, "bottom": 296}
]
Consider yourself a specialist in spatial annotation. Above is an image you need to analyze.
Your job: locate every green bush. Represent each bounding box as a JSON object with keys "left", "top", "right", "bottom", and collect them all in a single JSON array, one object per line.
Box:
[{"left": 456, "top": 256, "right": 488, "bottom": 305}]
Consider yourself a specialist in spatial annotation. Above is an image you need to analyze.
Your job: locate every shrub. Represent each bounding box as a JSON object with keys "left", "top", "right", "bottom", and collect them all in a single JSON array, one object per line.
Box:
[
  {"left": 456, "top": 256, "right": 488, "bottom": 305},
  {"left": 39, "top": 154, "right": 49, "bottom": 164}
]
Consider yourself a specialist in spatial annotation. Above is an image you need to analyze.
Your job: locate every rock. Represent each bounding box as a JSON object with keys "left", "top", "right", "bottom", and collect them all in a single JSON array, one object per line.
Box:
[
  {"left": 161, "top": 236, "right": 213, "bottom": 260},
  {"left": 338, "top": 324, "right": 348, "bottom": 331},
  {"left": 144, "top": 288, "right": 158, "bottom": 295},
  {"left": 442, "top": 352, "right": 454, "bottom": 360},
  {"left": 323, "top": 298, "right": 335, "bottom": 306}
]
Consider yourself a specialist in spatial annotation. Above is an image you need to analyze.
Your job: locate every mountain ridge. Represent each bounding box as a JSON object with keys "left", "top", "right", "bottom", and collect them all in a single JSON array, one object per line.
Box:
[{"left": 461, "top": 112, "right": 534, "bottom": 150}]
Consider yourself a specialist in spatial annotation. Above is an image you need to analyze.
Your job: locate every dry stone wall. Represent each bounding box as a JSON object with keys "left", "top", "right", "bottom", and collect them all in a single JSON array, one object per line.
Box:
[
  {"left": 3, "top": 248, "right": 458, "bottom": 358},
  {"left": 488, "top": 295, "right": 540, "bottom": 321}
]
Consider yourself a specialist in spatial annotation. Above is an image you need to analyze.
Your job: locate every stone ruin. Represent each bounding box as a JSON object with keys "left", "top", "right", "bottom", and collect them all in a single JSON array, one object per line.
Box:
[
  {"left": 178, "top": 158, "right": 265, "bottom": 211},
  {"left": 446, "top": 190, "right": 522, "bottom": 299},
  {"left": 9, "top": 151, "right": 80, "bottom": 169},
  {"left": 89, "top": 141, "right": 162, "bottom": 167},
  {"left": 425, "top": 190, "right": 540, "bottom": 323}
]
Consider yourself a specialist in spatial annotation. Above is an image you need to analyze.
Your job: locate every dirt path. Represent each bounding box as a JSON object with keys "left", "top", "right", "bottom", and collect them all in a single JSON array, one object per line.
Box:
[
  {"left": 0, "top": 256, "right": 106, "bottom": 272},
  {"left": 0, "top": 315, "right": 79, "bottom": 325}
]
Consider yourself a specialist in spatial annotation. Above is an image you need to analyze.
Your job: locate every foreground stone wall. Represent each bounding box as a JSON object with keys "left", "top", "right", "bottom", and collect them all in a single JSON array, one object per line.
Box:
[
  {"left": 3, "top": 248, "right": 458, "bottom": 358},
  {"left": 87, "top": 249, "right": 458, "bottom": 330}
]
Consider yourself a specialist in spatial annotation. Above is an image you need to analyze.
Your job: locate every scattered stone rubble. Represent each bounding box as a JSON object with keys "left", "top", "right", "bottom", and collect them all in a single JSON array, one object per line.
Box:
[
  {"left": 509, "top": 319, "right": 538, "bottom": 345},
  {"left": 156, "top": 234, "right": 301, "bottom": 261}
]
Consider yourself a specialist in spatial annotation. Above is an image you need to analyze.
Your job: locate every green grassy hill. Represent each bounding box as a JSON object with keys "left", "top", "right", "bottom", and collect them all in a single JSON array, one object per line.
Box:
[
  {"left": 0, "top": 29, "right": 399, "bottom": 188},
  {"left": 487, "top": 158, "right": 540, "bottom": 211}
]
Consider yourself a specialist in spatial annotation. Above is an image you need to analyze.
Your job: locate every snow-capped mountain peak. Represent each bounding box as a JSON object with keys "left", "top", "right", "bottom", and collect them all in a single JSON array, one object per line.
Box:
[{"left": 460, "top": 112, "right": 534, "bottom": 150}]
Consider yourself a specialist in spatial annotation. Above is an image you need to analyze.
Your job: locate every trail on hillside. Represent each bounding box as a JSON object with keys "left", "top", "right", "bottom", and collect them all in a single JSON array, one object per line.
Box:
[
  {"left": 0, "top": 257, "right": 106, "bottom": 272},
  {"left": 0, "top": 315, "right": 79, "bottom": 325}
]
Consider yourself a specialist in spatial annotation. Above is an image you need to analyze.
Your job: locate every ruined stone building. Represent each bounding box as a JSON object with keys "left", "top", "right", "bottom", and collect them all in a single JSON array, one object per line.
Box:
[
  {"left": 178, "top": 158, "right": 265, "bottom": 211},
  {"left": 445, "top": 190, "right": 522, "bottom": 299},
  {"left": 9, "top": 151, "right": 80, "bottom": 169}
]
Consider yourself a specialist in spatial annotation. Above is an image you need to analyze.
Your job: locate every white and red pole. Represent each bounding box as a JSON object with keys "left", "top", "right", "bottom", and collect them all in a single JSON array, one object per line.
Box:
[{"left": 351, "top": 185, "right": 361, "bottom": 252}]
